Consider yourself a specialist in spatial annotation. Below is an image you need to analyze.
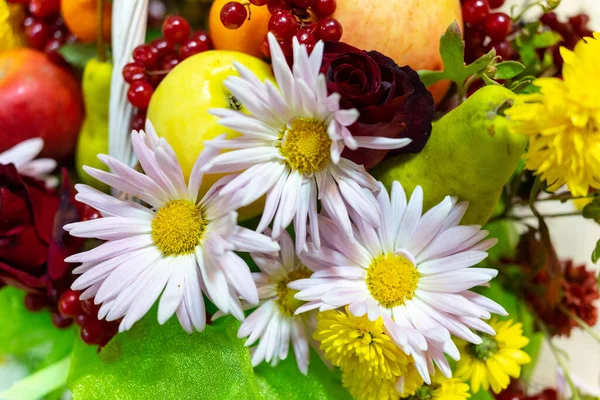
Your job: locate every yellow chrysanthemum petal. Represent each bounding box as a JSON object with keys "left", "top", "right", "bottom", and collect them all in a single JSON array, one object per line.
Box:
[
  {"left": 0, "top": 1, "right": 24, "bottom": 52},
  {"left": 507, "top": 33, "right": 600, "bottom": 197},
  {"left": 456, "top": 319, "right": 532, "bottom": 394}
]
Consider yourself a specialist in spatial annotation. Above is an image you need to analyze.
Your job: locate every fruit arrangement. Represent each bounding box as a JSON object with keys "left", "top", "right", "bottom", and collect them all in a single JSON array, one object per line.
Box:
[{"left": 1, "top": 1, "right": 600, "bottom": 400}]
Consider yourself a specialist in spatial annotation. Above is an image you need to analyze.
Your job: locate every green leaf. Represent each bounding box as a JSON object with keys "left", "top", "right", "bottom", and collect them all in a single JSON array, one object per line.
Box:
[
  {"left": 255, "top": 352, "right": 351, "bottom": 400},
  {"left": 592, "top": 239, "right": 600, "bottom": 264},
  {"left": 418, "top": 21, "right": 496, "bottom": 88},
  {"left": 582, "top": 197, "right": 600, "bottom": 219},
  {"left": 67, "top": 315, "right": 261, "bottom": 400},
  {"left": 470, "top": 389, "right": 495, "bottom": 400},
  {"left": 0, "top": 287, "right": 76, "bottom": 372},
  {"left": 494, "top": 61, "right": 526, "bottom": 79},
  {"left": 0, "top": 356, "right": 70, "bottom": 400},
  {"left": 531, "top": 31, "right": 562, "bottom": 49},
  {"left": 484, "top": 220, "right": 519, "bottom": 262},
  {"left": 481, "top": 73, "right": 500, "bottom": 86},
  {"left": 57, "top": 44, "right": 97, "bottom": 69}
]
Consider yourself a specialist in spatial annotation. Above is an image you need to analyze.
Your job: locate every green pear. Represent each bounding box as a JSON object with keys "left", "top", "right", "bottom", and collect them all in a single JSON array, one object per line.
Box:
[
  {"left": 75, "top": 58, "right": 112, "bottom": 192},
  {"left": 372, "top": 85, "right": 528, "bottom": 225}
]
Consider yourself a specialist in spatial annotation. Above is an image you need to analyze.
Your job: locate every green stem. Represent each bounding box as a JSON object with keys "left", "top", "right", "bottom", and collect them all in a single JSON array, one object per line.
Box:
[
  {"left": 513, "top": 193, "right": 594, "bottom": 206},
  {"left": 559, "top": 304, "right": 600, "bottom": 345},
  {"left": 488, "top": 211, "right": 582, "bottom": 224},
  {"left": 533, "top": 313, "right": 581, "bottom": 400}
]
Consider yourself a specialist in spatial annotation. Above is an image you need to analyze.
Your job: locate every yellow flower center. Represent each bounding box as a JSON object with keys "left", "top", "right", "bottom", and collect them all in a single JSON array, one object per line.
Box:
[
  {"left": 366, "top": 254, "right": 419, "bottom": 308},
  {"left": 151, "top": 200, "right": 207, "bottom": 256},
  {"left": 279, "top": 118, "right": 332, "bottom": 175},
  {"left": 466, "top": 334, "right": 499, "bottom": 361},
  {"left": 275, "top": 266, "right": 312, "bottom": 317}
]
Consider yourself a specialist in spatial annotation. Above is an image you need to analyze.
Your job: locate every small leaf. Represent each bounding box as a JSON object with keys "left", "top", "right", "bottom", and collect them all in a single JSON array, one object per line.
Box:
[
  {"left": 592, "top": 239, "right": 600, "bottom": 264},
  {"left": 57, "top": 44, "right": 97, "bottom": 69},
  {"left": 582, "top": 197, "right": 600, "bottom": 219},
  {"left": 481, "top": 73, "right": 500, "bottom": 86},
  {"left": 418, "top": 21, "right": 495, "bottom": 88},
  {"left": 0, "top": 356, "right": 71, "bottom": 400},
  {"left": 531, "top": 31, "right": 563, "bottom": 49},
  {"left": 494, "top": 61, "right": 526, "bottom": 79}
]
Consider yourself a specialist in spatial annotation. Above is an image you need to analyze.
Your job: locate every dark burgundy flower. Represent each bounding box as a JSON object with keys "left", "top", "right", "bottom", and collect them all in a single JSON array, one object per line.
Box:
[
  {"left": 0, "top": 166, "right": 85, "bottom": 297},
  {"left": 320, "top": 41, "right": 435, "bottom": 169},
  {"left": 0, "top": 163, "right": 60, "bottom": 290}
]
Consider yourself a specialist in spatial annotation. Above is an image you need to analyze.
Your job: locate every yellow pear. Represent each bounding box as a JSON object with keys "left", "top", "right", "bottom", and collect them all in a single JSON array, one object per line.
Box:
[
  {"left": 147, "top": 50, "right": 274, "bottom": 220},
  {"left": 372, "top": 85, "right": 528, "bottom": 225}
]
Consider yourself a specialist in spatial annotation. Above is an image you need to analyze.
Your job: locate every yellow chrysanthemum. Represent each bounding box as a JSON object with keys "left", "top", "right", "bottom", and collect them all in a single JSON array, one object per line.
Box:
[
  {"left": 506, "top": 33, "right": 600, "bottom": 197},
  {"left": 0, "top": 1, "right": 24, "bottom": 52},
  {"left": 455, "top": 319, "right": 531, "bottom": 394},
  {"left": 314, "top": 308, "right": 409, "bottom": 380},
  {"left": 403, "top": 375, "right": 471, "bottom": 400},
  {"left": 341, "top": 362, "right": 424, "bottom": 400}
]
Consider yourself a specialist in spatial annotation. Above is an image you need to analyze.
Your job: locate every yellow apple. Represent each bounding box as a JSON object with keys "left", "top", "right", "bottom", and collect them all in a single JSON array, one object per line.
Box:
[
  {"left": 147, "top": 50, "right": 274, "bottom": 220},
  {"left": 333, "top": 0, "right": 463, "bottom": 104}
]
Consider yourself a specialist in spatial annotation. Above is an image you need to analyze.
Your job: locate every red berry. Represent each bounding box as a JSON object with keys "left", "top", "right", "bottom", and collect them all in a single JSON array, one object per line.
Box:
[
  {"left": 122, "top": 62, "right": 146, "bottom": 84},
  {"left": 162, "top": 15, "right": 191, "bottom": 44},
  {"left": 190, "top": 31, "right": 213, "bottom": 49},
  {"left": 296, "top": 29, "right": 316, "bottom": 52},
  {"left": 24, "top": 293, "right": 47, "bottom": 312},
  {"left": 569, "top": 14, "right": 590, "bottom": 35},
  {"left": 52, "top": 313, "right": 73, "bottom": 329},
  {"left": 44, "top": 38, "right": 65, "bottom": 65},
  {"left": 58, "top": 289, "right": 84, "bottom": 317},
  {"left": 23, "top": 16, "right": 35, "bottom": 28},
  {"left": 132, "top": 44, "right": 159, "bottom": 68},
  {"left": 81, "top": 298, "right": 101, "bottom": 316},
  {"left": 483, "top": 12, "right": 512, "bottom": 42},
  {"left": 267, "top": 0, "right": 291, "bottom": 14},
  {"left": 147, "top": 73, "right": 164, "bottom": 88},
  {"left": 150, "top": 38, "right": 175, "bottom": 57},
  {"left": 25, "top": 21, "right": 50, "bottom": 49},
  {"left": 159, "top": 54, "right": 180, "bottom": 71},
  {"left": 461, "top": 0, "right": 490, "bottom": 26},
  {"left": 75, "top": 314, "right": 89, "bottom": 327},
  {"left": 130, "top": 109, "right": 147, "bottom": 131},
  {"left": 220, "top": 2, "right": 248, "bottom": 30},
  {"left": 249, "top": 0, "right": 269, "bottom": 4},
  {"left": 269, "top": 10, "right": 299, "bottom": 40},
  {"left": 311, "top": 0, "right": 336, "bottom": 18},
  {"left": 179, "top": 38, "right": 210, "bottom": 60},
  {"left": 29, "top": 0, "right": 60, "bottom": 18},
  {"left": 486, "top": 40, "right": 516, "bottom": 60},
  {"left": 81, "top": 320, "right": 106, "bottom": 345},
  {"left": 291, "top": 0, "right": 314, "bottom": 8},
  {"left": 541, "top": 12, "right": 559, "bottom": 28},
  {"left": 315, "top": 17, "right": 342, "bottom": 42},
  {"left": 127, "top": 81, "right": 154, "bottom": 109},
  {"left": 487, "top": 0, "right": 504, "bottom": 8}
]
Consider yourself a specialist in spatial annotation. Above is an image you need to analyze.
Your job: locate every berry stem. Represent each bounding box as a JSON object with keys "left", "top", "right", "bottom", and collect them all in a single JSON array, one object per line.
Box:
[
  {"left": 533, "top": 311, "right": 581, "bottom": 400},
  {"left": 244, "top": 3, "right": 252, "bottom": 21},
  {"left": 97, "top": 0, "right": 106, "bottom": 62},
  {"left": 558, "top": 304, "right": 600, "bottom": 345}
]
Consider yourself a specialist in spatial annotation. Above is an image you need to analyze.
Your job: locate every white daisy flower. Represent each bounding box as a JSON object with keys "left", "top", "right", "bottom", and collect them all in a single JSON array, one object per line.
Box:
[
  {"left": 236, "top": 229, "right": 315, "bottom": 374},
  {"left": 289, "top": 181, "right": 506, "bottom": 383},
  {"left": 201, "top": 33, "right": 411, "bottom": 252},
  {"left": 64, "top": 121, "right": 279, "bottom": 333},
  {"left": 0, "top": 138, "right": 57, "bottom": 187}
]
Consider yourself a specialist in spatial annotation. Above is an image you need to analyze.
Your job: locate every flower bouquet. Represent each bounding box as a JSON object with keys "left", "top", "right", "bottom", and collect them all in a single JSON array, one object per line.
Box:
[{"left": 0, "top": 0, "right": 599, "bottom": 399}]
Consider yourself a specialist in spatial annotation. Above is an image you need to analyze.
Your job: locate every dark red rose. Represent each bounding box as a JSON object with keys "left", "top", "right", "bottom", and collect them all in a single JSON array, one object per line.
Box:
[
  {"left": 320, "top": 41, "right": 435, "bottom": 170},
  {"left": 0, "top": 163, "right": 60, "bottom": 290},
  {"left": 0, "top": 166, "right": 84, "bottom": 296}
]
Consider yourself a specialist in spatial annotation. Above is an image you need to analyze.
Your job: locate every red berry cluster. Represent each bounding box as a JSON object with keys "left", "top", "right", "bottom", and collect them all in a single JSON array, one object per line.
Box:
[
  {"left": 123, "top": 15, "right": 213, "bottom": 130},
  {"left": 461, "top": 0, "right": 517, "bottom": 63},
  {"left": 220, "top": 0, "right": 341, "bottom": 57},
  {"left": 540, "top": 12, "right": 592, "bottom": 70},
  {"left": 57, "top": 289, "right": 119, "bottom": 347},
  {"left": 7, "top": 0, "right": 75, "bottom": 65}
]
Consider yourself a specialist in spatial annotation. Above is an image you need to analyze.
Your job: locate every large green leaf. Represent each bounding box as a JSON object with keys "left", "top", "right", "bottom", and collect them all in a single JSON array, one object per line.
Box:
[
  {"left": 0, "top": 287, "right": 76, "bottom": 371},
  {"left": 67, "top": 315, "right": 261, "bottom": 400},
  {"left": 255, "top": 352, "right": 351, "bottom": 400}
]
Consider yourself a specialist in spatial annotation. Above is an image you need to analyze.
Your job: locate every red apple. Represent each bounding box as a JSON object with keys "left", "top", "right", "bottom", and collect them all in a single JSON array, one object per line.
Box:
[
  {"left": 0, "top": 49, "right": 84, "bottom": 161},
  {"left": 333, "top": 0, "right": 463, "bottom": 104}
]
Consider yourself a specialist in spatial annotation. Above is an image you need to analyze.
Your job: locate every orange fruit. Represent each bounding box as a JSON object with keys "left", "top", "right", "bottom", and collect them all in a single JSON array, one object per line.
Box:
[
  {"left": 209, "top": 0, "right": 271, "bottom": 58},
  {"left": 61, "top": 0, "right": 112, "bottom": 44}
]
